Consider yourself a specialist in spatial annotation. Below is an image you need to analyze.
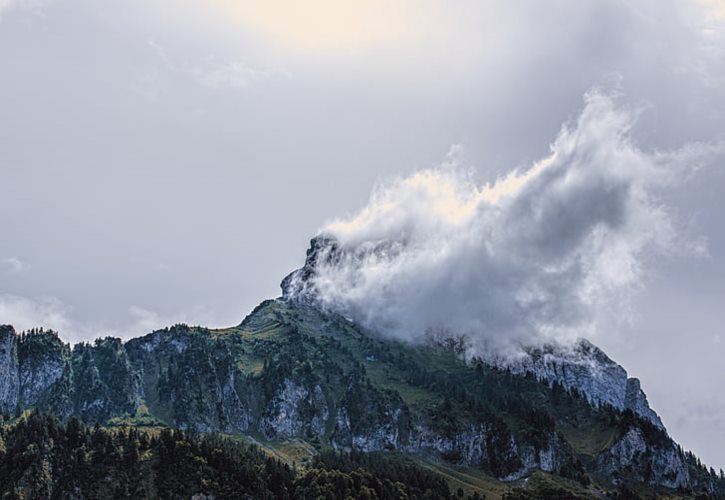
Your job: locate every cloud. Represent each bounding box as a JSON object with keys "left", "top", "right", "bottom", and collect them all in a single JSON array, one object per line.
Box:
[
  {"left": 0, "top": 0, "right": 22, "bottom": 19},
  {"left": 0, "top": 294, "right": 71, "bottom": 333},
  {"left": 0, "top": 294, "right": 215, "bottom": 343},
  {"left": 301, "top": 91, "right": 722, "bottom": 354},
  {"left": 206, "top": 0, "right": 443, "bottom": 57},
  {"left": 191, "top": 61, "right": 271, "bottom": 91},
  {"left": 0, "top": 0, "right": 20, "bottom": 17},
  {"left": 704, "top": 0, "right": 725, "bottom": 20},
  {"left": 0, "top": 0, "right": 48, "bottom": 20},
  {"left": 145, "top": 40, "right": 273, "bottom": 93},
  {"left": 122, "top": 305, "right": 213, "bottom": 337},
  {"left": 1, "top": 257, "right": 28, "bottom": 273}
]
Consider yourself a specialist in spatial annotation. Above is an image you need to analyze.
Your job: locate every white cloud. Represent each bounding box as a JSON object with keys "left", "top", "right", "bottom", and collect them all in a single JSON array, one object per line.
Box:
[
  {"left": 0, "top": 295, "right": 214, "bottom": 342},
  {"left": 0, "top": 0, "right": 48, "bottom": 20},
  {"left": 301, "top": 91, "right": 722, "bottom": 354},
  {"left": 191, "top": 60, "right": 271, "bottom": 91},
  {"left": 145, "top": 40, "right": 273, "bottom": 92},
  {"left": 0, "top": 0, "right": 20, "bottom": 17},
  {"left": 122, "top": 305, "right": 211, "bottom": 337},
  {"left": 0, "top": 294, "right": 71, "bottom": 333},
  {"left": 1, "top": 257, "right": 28, "bottom": 273}
]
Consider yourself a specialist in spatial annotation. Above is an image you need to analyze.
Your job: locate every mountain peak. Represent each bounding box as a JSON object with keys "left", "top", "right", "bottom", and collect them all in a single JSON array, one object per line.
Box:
[
  {"left": 281, "top": 234, "right": 339, "bottom": 304},
  {"left": 281, "top": 236, "right": 666, "bottom": 431}
]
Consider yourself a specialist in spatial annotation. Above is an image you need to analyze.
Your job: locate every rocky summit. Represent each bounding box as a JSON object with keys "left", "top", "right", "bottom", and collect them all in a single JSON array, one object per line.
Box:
[{"left": 0, "top": 238, "right": 723, "bottom": 499}]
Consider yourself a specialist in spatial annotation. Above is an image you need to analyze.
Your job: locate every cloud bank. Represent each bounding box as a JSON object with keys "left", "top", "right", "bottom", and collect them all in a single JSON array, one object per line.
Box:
[{"left": 303, "top": 92, "right": 718, "bottom": 353}]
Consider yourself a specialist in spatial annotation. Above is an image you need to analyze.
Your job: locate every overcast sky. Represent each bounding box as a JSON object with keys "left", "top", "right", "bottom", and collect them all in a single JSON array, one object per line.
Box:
[{"left": 1, "top": 0, "right": 724, "bottom": 469}]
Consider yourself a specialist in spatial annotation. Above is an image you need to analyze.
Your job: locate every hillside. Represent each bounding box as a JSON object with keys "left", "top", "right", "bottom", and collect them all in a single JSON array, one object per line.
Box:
[
  {"left": 0, "top": 411, "right": 453, "bottom": 499},
  {"left": 1, "top": 239, "right": 724, "bottom": 498},
  {"left": 1, "top": 296, "right": 724, "bottom": 498}
]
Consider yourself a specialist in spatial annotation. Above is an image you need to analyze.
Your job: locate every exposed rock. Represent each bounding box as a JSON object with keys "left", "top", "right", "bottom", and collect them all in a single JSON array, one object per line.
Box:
[
  {"left": 18, "top": 332, "right": 68, "bottom": 407},
  {"left": 597, "top": 427, "right": 691, "bottom": 490},
  {"left": 281, "top": 235, "right": 340, "bottom": 304},
  {"left": 0, "top": 325, "right": 19, "bottom": 413},
  {"left": 625, "top": 377, "right": 664, "bottom": 428},
  {"left": 261, "top": 378, "right": 309, "bottom": 438},
  {"left": 485, "top": 339, "right": 665, "bottom": 429}
]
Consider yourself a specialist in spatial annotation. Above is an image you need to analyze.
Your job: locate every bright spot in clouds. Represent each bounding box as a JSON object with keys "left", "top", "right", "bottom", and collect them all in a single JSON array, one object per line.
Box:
[{"left": 209, "top": 0, "right": 440, "bottom": 55}]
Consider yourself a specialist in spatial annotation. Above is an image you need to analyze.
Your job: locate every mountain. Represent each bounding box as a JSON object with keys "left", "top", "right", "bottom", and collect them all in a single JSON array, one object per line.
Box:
[
  {"left": 0, "top": 412, "right": 452, "bottom": 499},
  {"left": 482, "top": 339, "right": 664, "bottom": 430},
  {"left": 1, "top": 237, "right": 724, "bottom": 499}
]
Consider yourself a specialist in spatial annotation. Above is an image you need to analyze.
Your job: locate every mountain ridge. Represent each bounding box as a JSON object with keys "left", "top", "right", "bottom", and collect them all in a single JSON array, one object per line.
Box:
[
  {"left": 0, "top": 237, "right": 723, "bottom": 498},
  {"left": 0, "top": 300, "right": 722, "bottom": 497}
]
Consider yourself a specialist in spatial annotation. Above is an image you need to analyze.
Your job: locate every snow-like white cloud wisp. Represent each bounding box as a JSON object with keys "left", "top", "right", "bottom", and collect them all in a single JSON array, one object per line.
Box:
[{"left": 297, "top": 92, "right": 720, "bottom": 354}]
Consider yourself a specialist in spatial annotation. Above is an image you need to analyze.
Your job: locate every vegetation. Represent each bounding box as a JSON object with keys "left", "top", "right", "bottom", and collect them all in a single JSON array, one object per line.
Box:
[
  {"left": 3, "top": 300, "right": 725, "bottom": 498},
  {"left": 0, "top": 412, "right": 455, "bottom": 499}
]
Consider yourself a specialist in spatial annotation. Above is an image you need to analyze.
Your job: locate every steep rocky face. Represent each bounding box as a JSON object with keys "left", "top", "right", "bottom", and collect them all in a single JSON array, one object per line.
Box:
[
  {"left": 625, "top": 377, "right": 663, "bottom": 428},
  {"left": 0, "top": 325, "right": 19, "bottom": 413},
  {"left": 281, "top": 235, "right": 340, "bottom": 304},
  {"left": 17, "top": 330, "right": 69, "bottom": 408},
  {"left": 484, "top": 339, "right": 665, "bottom": 429},
  {"left": 596, "top": 428, "right": 691, "bottom": 490},
  {"left": 0, "top": 327, "right": 69, "bottom": 414},
  {"left": 0, "top": 330, "right": 142, "bottom": 422}
]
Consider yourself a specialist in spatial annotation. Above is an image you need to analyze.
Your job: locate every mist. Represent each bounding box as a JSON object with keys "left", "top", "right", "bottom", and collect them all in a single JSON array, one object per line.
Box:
[{"left": 302, "top": 91, "right": 717, "bottom": 354}]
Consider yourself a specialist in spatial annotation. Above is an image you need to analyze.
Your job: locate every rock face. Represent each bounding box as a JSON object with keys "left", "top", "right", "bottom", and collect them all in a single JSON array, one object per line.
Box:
[
  {"left": 17, "top": 330, "right": 69, "bottom": 408},
  {"left": 0, "top": 327, "right": 141, "bottom": 422},
  {"left": 261, "top": 378, "right": 316, "bottom": 438},
  {"left": 0, "top": 326, "right": 20, "bottom": 413},
  {"left": 624, "top": 377, "right": 663, "bottom": 428},
  {"left": 597, "top": 428, "right": 691, "bottom": 489},
  {"left": 0, "top": 327, "right": 70, "bottom": 415},
  {"left": 484, "top": 339, "right": 665, "bottom": 429},
  {"left": 281, "top": 235, "right": 340, "bottom": 304}
]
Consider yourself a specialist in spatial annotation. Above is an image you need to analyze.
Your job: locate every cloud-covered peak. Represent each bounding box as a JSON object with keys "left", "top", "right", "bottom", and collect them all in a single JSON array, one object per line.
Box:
[{"left": 283, "top": 92, "right": 715, "bottom": 353}]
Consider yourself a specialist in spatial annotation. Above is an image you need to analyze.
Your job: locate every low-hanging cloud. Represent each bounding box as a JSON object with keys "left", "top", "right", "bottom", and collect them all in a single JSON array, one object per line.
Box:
[
  {"left": 0, "top": 294, "right": 71, "bottom": 334},
  {"left": 301, "top": 91, "right": 721, "bottom": 353}
]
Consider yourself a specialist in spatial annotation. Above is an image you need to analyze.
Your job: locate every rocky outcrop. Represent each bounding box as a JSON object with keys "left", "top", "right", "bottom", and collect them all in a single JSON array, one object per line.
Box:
[
  {"left": 331, "top": 413, "right": 574, "bottom": 481},
  {"left": 0, "top": 328, "right": 69, "bottom": 414},
  {"left": 486, "top": 339, "right": 665, "bottom": 429},
  {"left": 261, "top": 379, "right": 324, "bottom": 438},
  {"left": 0, "top": 329, "right": 142, "bottom": 422},
  {"left": 596, "top": 427, "right": 691, "bottom": 490},
  {"left": 0, "top": 325, "right": 19, "bottom": 413},
  {"left": 281, "top": 235, "right": 340, "bottom": 304},
  {"left": 17, "top": 331, "right": 69, "bottom": 407},
  {"left": 625, "top": 377, "right": 663, "bottom": 428}
]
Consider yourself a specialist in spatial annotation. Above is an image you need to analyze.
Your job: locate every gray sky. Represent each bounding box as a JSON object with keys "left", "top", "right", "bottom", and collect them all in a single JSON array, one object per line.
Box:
[{"left": 1, "top": 0, "right": 724, "bottom": 469}]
